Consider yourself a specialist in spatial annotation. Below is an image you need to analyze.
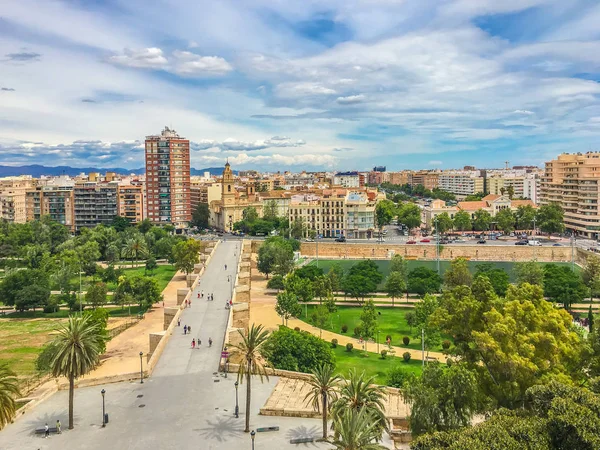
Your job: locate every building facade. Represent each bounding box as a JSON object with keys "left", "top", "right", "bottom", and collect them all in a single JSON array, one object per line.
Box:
[
  {"left": 25, "top": 183, "right": 75, "bottom": 229},
  {"left": 117, "top": 185, "right": 145, "bottom": 223},
  {"left": 73, "top": 182, "right": 118, "bottom": 230},
  {"left": 145, "top": 126, "right": 191, "bottom": 227},
  {"left": 438, "top": 171, "right": 484, "bottom": 197},
  {"left": 333, "top": 171, "right": 361, "bottom": 188}
]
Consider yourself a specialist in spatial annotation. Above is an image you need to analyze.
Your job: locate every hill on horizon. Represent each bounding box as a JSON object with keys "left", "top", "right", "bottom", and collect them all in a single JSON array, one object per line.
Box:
[{"left": 0, "top": 164, "right": 231, "bottom": 177}]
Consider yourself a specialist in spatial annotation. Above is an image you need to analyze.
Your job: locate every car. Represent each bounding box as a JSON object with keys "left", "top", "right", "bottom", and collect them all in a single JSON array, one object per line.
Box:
[
  {"left": 335, "top": 236, "right": 346, "bottom": 242},
  {"left": 420, "top": 238, "right": 431, "bottom": 243},
  {"left": 515, "top": 240, "right": 528, "bottom": 246},
  {"left": 528, "top": 240, "right": 542, "bottom": 246},
  {"left": 407, "top": 240, "right": 417, "bottom": 244},
  {"left": 477, "top": 239, "right": 486, "bottom": 244},
  {"left": 454, "top": 239, "right": 466, "bottom": 243},
  {"left": 440, "top": 239, "right": 450, "bottom": 244},
  {"left": 553, "top": 243, "right": 561, "bottom": 247},
  {"left": 304, "top": 238, "right": 314, "bottom": 242}
]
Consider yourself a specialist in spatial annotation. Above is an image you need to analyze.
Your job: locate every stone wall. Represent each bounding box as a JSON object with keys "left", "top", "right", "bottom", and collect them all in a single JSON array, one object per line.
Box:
[{"left": 226, "top": 239, "right": 252, "bottom": 359}]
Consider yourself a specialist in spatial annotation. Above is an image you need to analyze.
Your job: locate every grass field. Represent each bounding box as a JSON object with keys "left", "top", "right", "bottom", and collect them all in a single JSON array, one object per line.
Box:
[
  {"left": 2, "top": 304, "right": 145, "bottom": 319},
  {"left": 303, "top": 305, "right": 445, "bottom": 352},
  {"left": 308, "top": 258, "right": 575, "bottom": 284},
  {"left": 332, "top": 343, "right": 422, "bottom": 385}
]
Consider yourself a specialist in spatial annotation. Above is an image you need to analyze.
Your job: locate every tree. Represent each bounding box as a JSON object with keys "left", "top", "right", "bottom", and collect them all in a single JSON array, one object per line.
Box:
[
  {"left": 389, "top": 254, "right": 408, "bottom": 278},
  {"left": 375, "top": 200, "right": 395, "bottom": 233},
  {"left": 464, "top": 192, "right": 486, "bottom": 201},
  {"left": 407, "top": 267, "right": 442, "bottom": 295},
  {"left": 111, "top": 216, "right": 131, "bottom": 232},
  {"left": 50, "top": 315, "right": 102, "bottom": 429},
  {"left": 137, "top": 218, "right": 154, "bottom": 234},
  {"left": 83, "top": 308, "right": 109, "bottom": 354},
  {"left": 257, "top": 242, "right": 275, "bottom": 279},
  {"left": 413, "top": 294, "right": 441, "bottom": 356},
  {"left": 130, "top": 276, "right": 162, "bottom": 310},
  {"left": 14, "top": 284, "right": 50, "bottom": 312},
  {"left": 262, "top": 326, "right": 335, "bottom": 373},
  {"left": 290, "top": 218, "right": 304, "bottom": 239},
  {"left": 286, "top": 274, "right": 315, "bottom": 304},
  {"left": 589, "top": 305, "right": 595, "bottom": 333},
  {"left": 472, "top": 209, "right": 492, "bottom": 231},
  {"left": 190, "top": 202, "right": 210, "bottom": 229},
  {"left": 266, "top": 274, "right": 285, "bottom": 291},
  {"left": 506, "top": 185, "right": 515, "bottom": 200},
  {"left": 330, "top": 408, "right": 387, "bottom": 450},
  {"left": 171, "top": 239, "right": 201, "bottom": 275},
  {"left": 384, "top": 272, "right": 406, "bottom": 306},
  {"left": 311, "top": 305, "right": 330, "bottom": 338},
  {"left": 231, "top": 324, "right": 270, "bottom": 433},
  {"left": 444, "top": 258, "right": 472, "bottom": 289},
  {"left": 543, "top": 264, "right": 587, "bottom": 309},
  {"left": 453, "top": 210, "right": 472, "bottom": 232},
  {"left": 122, "top": 234, "right": 148, "bottom": 267},
  {"left": 145, "top": 256, "right": 157, "bottom": 275},
  {"left": 435, "top": 212, "right": 453, "bottom": 235},
  {"left": 359, "top": 300, "right": 378, "bottom": 349},
  {"left": 242, "top": 206, "right": 259, "bottom": 223},
  {"left": 0, "top": 364, "right": 20, "bottom": 431},
  {"left": 474, "top": 263, "right": 509, "bottom": 297},
  {"left": 313, "top": 275, "right": 332, "bottom": 304},
  {"left": 536, "top": 203, "right": 565, "bottom": 234},
  {"left": 304, "top": 364, "right": 342, "bottom": 440},
  {"left": 514, "top": 260, "right": 544, "bottom": 286},
  {"left": 0, "top": 269, "right": 50, "bottom": 308},
  {"left": 327, "top": 263, "right": 344, "bottom": 292},
  {"left": 85, "top": 282, "right": 107, "bottom": 309},
  {"left": 515, "top": 204, "right": 536, "bottom": 230},
  {"left": 582, "top": 255, "right": 600, "bottom": 301},
  {"left": 495, "top": 208, "right": 515, "bottom": 234},
  {"left": 331, "top": 370, "right": 388, "bottom": 440},
  {"left": 404, "top": 363, "right": 481, "bottom": 436},
  {"left": 263, "top": 200, "right": 278, "bottom": 221},
  {"left": 296, "top": 265, "right": 324, "bottom": 281},
  {"left": 275, "top": 291, "right": 302, "bottom": 326},
  {"left": 397, "top": 202, "right": 422, "bottom": 231},
  {"left": 343, "top": 274, "right": 375, "bottom": 303},
  {"left": 349, "top": 260, "right": 383, "bottom": 286}
]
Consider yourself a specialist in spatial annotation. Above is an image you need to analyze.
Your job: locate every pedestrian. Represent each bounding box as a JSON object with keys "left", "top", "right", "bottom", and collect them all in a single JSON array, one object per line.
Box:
[
  {"left": 56, "top": 419, "right": 61, "bottom": 434},
  {"left": 208, "top": 337, "right": 213, "bottom": 347},
  {"left": 188, "top": 325, "right": 192, "bottom": 333},
  {"left": 44, "top": 423, "right": 49, "bottom": 438},
  {"left": 224, "top": 264, "right": 227, "bottom": 270},
  {"left": 185, "top": 299, "right": 188, "bottom": 308},
  {"left": 177, "top": 319, "right": 181, "bottom": 327},
  {"left": 189, "top": 299, "right": 192, "bottom": 307},
  {"left": 184, "top": 325, "right": 187, "bottom": 335},
  {"left": 201, "top": 290, "right": 204, "bottom": 298},
  {"left": 229, "top": 299, "right": 233, "bottom": 307},
  {"left": 198, "top": 338, "right": 201, "bottom": 347},
  {"left": 197, "top": 292, "right": 200, "bottom": 299},
  {"left": 191, "top": 338, "right": 196, "bottom": 349},
  {"left": 210, "top": 293, "right": 214, "bottom": 301}
]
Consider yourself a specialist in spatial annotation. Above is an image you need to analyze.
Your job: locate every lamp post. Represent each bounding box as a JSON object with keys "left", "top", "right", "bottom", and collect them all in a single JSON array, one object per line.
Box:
[
  {"left": 251, "top": 430, "right": 256, "bottom": 450},
  {"left": 101, "top": 389, "right": 106, "bottom": 427},
  {"left": 234, "top": 381, "right": 239, "bottom": 418},
  {"left": 79, "top": 261, "right": 83, "bottom": 314},
  {"left": 139, "top": 352, "right": 144, "bottom": 384},
  {"left": 434, "top": 216, "right": 440, "bottom": 275}
]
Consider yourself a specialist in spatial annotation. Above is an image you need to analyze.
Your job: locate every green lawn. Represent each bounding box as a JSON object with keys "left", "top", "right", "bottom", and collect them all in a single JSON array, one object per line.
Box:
[
  {"left": 2, "top": 304, "right": 145, "bottom": 319},
  {"left": 308, "top": 259, "right": 575, "bottom": 284},
  {"left": 332, "top": 344, "right": 422, "bottom": 385},
  {"left": 303, "top": 305, "right": 444, "bottom": 352},
  {"left": 60, "top": 264, "right": 177, "bottom": 292}
]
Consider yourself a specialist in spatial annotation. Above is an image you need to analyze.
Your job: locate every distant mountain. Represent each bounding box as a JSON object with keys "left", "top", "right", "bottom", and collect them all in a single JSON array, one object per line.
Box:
[{"left": 0, "top": 165, "right": 233, "bottom": 177}]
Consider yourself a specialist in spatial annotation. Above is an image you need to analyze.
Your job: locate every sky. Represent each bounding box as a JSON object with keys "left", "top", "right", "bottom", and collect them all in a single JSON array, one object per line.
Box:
[{"left": 1, "top": 0, "right": 600, "bottom": 172}]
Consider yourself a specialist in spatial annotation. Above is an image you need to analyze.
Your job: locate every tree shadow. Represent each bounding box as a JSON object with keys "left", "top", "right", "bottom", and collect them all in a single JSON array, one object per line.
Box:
[
  {"left": 286, "top": 424, "right": 321, "bottom": 447},
  {"left": 195, "top": 415, "right": 244, "bottom": 442}
]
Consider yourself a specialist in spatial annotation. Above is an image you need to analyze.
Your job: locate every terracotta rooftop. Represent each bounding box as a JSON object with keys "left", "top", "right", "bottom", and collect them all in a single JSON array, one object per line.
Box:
[
  {"left": 511, "top": 199, "right": 536, "bottom": 208},
  {"left": 481, "top": 194, "right": 501, "bottom": 201},
  {"left": 457, "top": 201, "right": 488, "bottom": 211}
]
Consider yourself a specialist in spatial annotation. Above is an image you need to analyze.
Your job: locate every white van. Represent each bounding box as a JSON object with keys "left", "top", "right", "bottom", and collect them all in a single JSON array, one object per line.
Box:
[{"left": 528, "top": 240, "right": 542, "bottom": 246}]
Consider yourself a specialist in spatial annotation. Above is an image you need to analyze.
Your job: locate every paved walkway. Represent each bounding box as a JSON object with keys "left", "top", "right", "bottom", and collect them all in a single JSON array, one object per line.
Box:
[{"left": 1, "top": 241, "right": 334, "bottom": 449}]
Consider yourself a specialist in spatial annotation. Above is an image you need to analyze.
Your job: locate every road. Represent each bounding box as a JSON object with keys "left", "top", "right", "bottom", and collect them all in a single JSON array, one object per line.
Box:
[{"left": 0, "top": 240, "right": 329, "bottom": 450}]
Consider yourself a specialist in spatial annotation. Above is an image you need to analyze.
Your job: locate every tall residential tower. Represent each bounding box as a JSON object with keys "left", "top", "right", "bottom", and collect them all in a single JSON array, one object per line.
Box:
[{"left": 145, "top": 126, "right": 191, "bottom": 227}]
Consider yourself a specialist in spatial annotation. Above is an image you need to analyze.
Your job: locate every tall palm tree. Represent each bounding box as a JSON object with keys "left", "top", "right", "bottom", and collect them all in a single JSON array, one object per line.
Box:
[
  {"left": 330, "top": 408, "right": 387, "bottom": 450},
  {"left": 122, "top": 234, "right": 148, "bottom": 267},
  {"left": 331, "top": 369, "right": 388, "bottom": 439},
  {"left": 50, "top": 315, "right": 102, "bottom": 429},
  {"left": 230, "top": 324, "right": 270, "bottom": 433},
  {"left": 304, "top": 364, "right": 341, "bottom": 440},
  {"left": 0, "top": 364, "right": 20, "bottom": 430}
]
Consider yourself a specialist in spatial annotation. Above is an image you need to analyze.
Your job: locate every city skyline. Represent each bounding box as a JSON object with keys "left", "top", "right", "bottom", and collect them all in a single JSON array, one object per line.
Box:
[{"left": 1, "top": 1, "right": 600, "bottom": 171}]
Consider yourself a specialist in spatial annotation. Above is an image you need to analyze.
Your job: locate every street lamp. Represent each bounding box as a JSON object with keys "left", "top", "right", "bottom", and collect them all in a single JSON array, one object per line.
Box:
[
  {"left": 251, "top": 430, "right": 256, "bottom": 450},
  {"left": 139, "top": 352, "right": 144, "bottom": 384},
  {"left": 434, "top": 216, "right": 440, "bottom": 275},
  {"left": 234, "top": 381, "right": 239, "bottom": 418},
  {"left": 101, "top": 389, "right": 106, "bottom": 427}
]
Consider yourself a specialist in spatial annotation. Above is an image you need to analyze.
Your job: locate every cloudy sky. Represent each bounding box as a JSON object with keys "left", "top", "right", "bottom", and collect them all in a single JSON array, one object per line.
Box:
[{"left": 1, "top": 0, "right": 600, "bottom": 171}]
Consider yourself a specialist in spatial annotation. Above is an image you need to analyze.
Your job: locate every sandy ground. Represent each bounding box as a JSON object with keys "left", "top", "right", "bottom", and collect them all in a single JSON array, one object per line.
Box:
[{"left": 249, "top": 273, "right": 445, "bottom": 362}]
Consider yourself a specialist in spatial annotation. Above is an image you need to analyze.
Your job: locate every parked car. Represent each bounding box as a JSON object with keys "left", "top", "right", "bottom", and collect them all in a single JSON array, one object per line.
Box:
[
  {"left": 440, "top": 239, "right": 450, "bottom": 244},
  {"left": 407, "top": 240, "right": 417, "bottom": 244},
  {"left": 528, "top": 240, "right": 542, "bottom": 246},
  {"left": 552, "top": 243, "right": 562, "bottom": 247},
  {"left": 305, "top": 238, "right": 314, "bottom": 242},
  {"left": 335, "top": 236, "right": 346, "bottom": 242},
  {"left": 477, "top": 239, "right": 486, "bottom": 244},
  {"left": 420, "top": 238, "right": 431, "bottom": 243},
  {"left": 454, "top": 239, "right": 466, "bottom": 243},
  {"left": 515, "top": 240, "right": 528, "bottom": 246}
]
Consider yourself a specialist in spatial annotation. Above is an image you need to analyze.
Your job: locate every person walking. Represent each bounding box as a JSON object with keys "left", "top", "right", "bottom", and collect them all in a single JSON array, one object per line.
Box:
[
  {"left": 177, "top": 319, "right": 181, "bottom": 327},
  {"left": 201, "top": 290, "right": 204, "bottom": 299},
  {"left": 208, "top": 337, "right": 213, "bottom": 347},
  {"left": 44, "top": 423, "right": 49, "bottom": 438},
  {"left": 184, "top": 325, "right": 187, "bottom": 335},
  {"left": 185, "top": 299, "right": 188, "bottom": 308},
  {"left": 197, "top": 292, "right": 200, "bottom": 299},
  {"left": 188, "top": 325, "right": 192, "bottom": 333},
  {"left": 191, "top": 338, "right": 196, "bottom": 349},
  {"left": 197, "top": 338, "right": 201, "bottom": 347},
  {"left": 56, "top": 419, "right": 61, "bottom": 434}
]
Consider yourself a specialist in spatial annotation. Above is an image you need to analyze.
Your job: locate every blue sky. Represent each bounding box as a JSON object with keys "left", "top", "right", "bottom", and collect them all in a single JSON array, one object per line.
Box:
[{"left": 1, "top": 0, "right": 600, "bottom": 171}]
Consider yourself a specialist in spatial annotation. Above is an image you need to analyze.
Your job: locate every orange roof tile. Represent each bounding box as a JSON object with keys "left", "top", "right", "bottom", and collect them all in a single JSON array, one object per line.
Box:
[
  {"left": 458, "top": 201, "right": 487, "bottom": 211},
  {"left": 511, "top": 200, "right": 536, "bottom": 208},
  {"left": 482, "top": 194, "right": 501, "bottom": 201}
]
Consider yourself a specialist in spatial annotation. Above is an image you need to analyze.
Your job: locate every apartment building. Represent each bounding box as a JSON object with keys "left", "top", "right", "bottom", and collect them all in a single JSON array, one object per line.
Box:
[
  {"left": 73, "top": 181, "right": 118, "bottom": 230},
  {"left": 333, "top": 171, "right": 361, "bottom": 188},
  {"left": 25, "top": 177, "right": 75, "bottom": 229},
  {"left": 117, "top": 185, "right": 145, "bottom": 223},
  {"left": 190, "top": 178, "right": 221, "bottom": 211},
  {"left": 388, "top": 171, "right": 411, "bottom": 186},
  {"left": 367, "top": 171, "right": 390, "bottom": 185},
  {"left": 438, "top": 171, "right": 484, "bottom": 197},
  {"left": 145, "top": 126, "right": 191, "bottom": 227},
  {"left": 409, "top": 171, "right": 439, "bottom": 190},
  {"left": 540, "top": 152, "right": 600, "bottom": 238},
  {"left": 0, "top": 176, "right": 35, "bottom": 223}
]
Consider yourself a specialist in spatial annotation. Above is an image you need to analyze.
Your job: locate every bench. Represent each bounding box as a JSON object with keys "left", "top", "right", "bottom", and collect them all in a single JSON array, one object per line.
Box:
[
  {"left": 35, "top": 427, "right": 58, "bottom": 435},
  {"left": 290, "top": 437, "right": 314, "bottom": 444},
  {"left": 256, "top": 426, "right": 279, "bottom": 432}
]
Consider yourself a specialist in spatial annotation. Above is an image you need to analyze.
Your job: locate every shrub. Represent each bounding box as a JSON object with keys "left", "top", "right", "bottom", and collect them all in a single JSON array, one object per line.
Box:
[
  {"left": 353, "top": 326, "right": 362, "bottom": 337},
  {"left": 346, "top": 343, "right": 353, "bottom": 352},
  {"left": 43, "top": 304, "right": 56, "bottom": 314},
  {"left": 442, "top": 340, "right": 451, "bottom": 350},
  {"left": 387, "top": 366, "right": 409, "bottom": 388},
  {"left": 380, "top": 349, "right": 388, "bottom": 359},
  {"left": 403, "top": 336, "right": 410, "bottom": 346},
  {"left": 403, "top": 351, "right": 411, "bottom": 362},
  {"left": 341, "top": 324, "right": 348, "bottom": 333},
  {"left": 385, "top": 334, "right": 392, "bottom": 343},
  {"left": 70, "top": 301, "right": 84, "bottom": 312},
  {"left": 294, "top": 327, "right": 300, "bottom": 332},
  {"left": 331, "top": 338, "right": 338, "bottom": 348},
  {"left": 267, "top": 275, "right": 285, "bottom": 291}
]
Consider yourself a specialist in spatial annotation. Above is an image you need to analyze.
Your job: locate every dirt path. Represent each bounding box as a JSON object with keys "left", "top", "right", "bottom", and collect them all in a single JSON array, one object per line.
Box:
[{"left": 249, "top": 273, "right": 445, "bottom": 362}]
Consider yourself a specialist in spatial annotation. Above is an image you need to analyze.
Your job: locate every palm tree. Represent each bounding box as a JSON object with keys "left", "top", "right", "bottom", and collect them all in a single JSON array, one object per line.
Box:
[
  {"left": 50, "top": 315, "right": 102, "bottom": 429},
  {"left": 330, "top": 407, "right": 387, "bottom": 450},
  {"left": 304, "top": 364, "right": 342, "bottom": 440},
  {"left": 331, "top": 369, "right": 388, "bottom": 439},
  {"left": 122, "top": 234, "right": 148, "bottom": 267},
  {"left": 0, "top": 365, "right": 20, "bottom": 430},
  {"left": 230, "top": 324, "right": 270, "bottom": 433}
]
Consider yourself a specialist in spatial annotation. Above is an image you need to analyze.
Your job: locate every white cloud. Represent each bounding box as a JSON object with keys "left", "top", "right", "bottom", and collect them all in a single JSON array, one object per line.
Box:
[
  {"left": 336, "top": 94, "right": 365, "bottom": 104},
  {"left": 109, "top": 48, "right": 168, "bottom": 69},
  {"left": 513, "top": 110, "right": 535, "bottom": 115},
  {"left": 172, "top": 51, "right": 233, "bottom": 76}
]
